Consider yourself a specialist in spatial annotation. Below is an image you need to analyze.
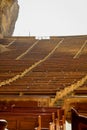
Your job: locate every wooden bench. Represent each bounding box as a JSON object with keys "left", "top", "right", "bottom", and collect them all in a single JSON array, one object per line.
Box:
[
  {"left": 0, "top": 100, "right": 64, "bottom": 130},
  {"left": 35, "top": 113, "right": 55, "bottom": 130},
  {"left": 0, "top": 107, "right": 63, "bottom": 130},
  {"left": 35, "top": 108, "right": 65, "bottom": 130}
]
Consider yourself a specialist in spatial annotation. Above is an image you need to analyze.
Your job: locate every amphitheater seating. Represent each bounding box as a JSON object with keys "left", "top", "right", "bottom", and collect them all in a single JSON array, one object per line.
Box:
[
  {"left": 0, "top": 36, "right": 87, "bottom": 103},
  {"left": 0, "top": 37, "right": 87, "bottom": 97},
  {"left": 74, "top": 87, "right": 87, "bottom": 95},
  {"left": 35, "top": 113, "right": 55, "bottom": 130},
  {"left": 0, "top": 106, "right": 64, "bottom": 130},
  {"left": 71, "top": 108, "right": 87, "bottom": 130},
  {"left": 0, "top": 36, "right": 87, "bottom": 129}
]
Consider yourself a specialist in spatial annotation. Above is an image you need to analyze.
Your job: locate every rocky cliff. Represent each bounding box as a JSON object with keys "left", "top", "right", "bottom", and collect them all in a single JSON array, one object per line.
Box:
[{"left": 0, "top": 0, "right": 19, "bottom": 37}]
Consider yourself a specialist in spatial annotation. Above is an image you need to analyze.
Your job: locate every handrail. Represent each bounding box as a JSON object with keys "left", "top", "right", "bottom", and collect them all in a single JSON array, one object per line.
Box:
[
  {"left": 6, "top": 39, "right": 16, "bottom": 47},
  {"left": 15, "top": 40, "right": 39, "bottom": 60},
  {"left": 73, "top": 40, "right": 87, "bottom": 59},
  {"left": 49, "top": 74, "right": 87, "bottom": 106}
]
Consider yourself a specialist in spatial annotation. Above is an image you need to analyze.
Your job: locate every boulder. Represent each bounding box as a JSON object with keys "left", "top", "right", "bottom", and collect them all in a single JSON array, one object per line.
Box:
[{"left": 0, "top": 0, "right": 19, "bottom": 37}]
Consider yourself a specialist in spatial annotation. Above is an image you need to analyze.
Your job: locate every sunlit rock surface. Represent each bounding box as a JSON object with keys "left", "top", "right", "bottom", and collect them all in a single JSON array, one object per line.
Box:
[{"left": 0, "top": 0, "right": 19, "bottom": 37}]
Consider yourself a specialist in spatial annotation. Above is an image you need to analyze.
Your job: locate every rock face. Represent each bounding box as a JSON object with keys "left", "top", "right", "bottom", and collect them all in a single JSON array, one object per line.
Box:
[
  {"left": 0, "top": 44, "right": 10, "bottom": 53},
  {"left": 0, "top": 0, "right": 19, "bottom": 37}
]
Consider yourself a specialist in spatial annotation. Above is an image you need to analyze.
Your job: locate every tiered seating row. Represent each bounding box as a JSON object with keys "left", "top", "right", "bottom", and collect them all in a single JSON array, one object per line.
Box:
[
  {"left": 0, "top": 38, "right": 60, "bottom": 60},
  {"left": 0, "top": 37, "right": 87, "bottom": 96},
  {"left": 0, "top": 36, "right": 87, "bottom": 60},
  {"left": 0, "top": 53, "right": 87, "bottom": 96},
  {"left": 0, "top": 103, "right": 65, "bottom": 130},
  {"left": 0, "top": 38, "right": 37, "bottom": 59},
  {"left": 0, "top": 69, "right": 85, "bottom": 95},
  {"left": 0, "top": 36, "right": 87, "bottom": 130}
]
